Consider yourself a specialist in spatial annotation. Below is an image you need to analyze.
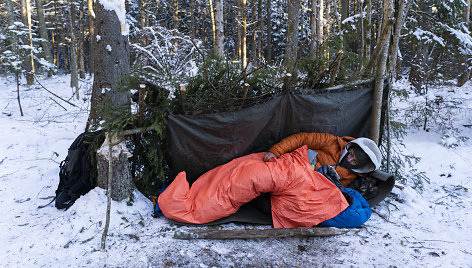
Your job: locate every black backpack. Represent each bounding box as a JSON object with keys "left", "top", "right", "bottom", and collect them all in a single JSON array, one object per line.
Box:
[{"left": 54, "top": 131, "right": 104, "bottom": 209}]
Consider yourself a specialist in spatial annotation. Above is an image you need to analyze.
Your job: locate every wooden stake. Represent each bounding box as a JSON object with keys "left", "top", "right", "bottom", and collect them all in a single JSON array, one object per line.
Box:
[{"left": 101, "top": 133, "right": 113, "bottom": 250}]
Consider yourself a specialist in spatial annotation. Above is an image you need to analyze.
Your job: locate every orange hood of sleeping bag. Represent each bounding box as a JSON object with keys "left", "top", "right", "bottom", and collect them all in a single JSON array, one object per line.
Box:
[{"left": 158, "top": 146, "right": 349, "bottom": 228}]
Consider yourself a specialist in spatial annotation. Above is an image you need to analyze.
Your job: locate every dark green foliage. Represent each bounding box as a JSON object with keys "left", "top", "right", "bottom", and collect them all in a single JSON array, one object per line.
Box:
[
  {"left": 99, "top": 75, "right": 170, "bottom": 198},
  {"left": 298, "top": 50, "right": 366, "bottom": 89},
  {"left": 171, "top": 53, "right": 283, "bottom": 112}
]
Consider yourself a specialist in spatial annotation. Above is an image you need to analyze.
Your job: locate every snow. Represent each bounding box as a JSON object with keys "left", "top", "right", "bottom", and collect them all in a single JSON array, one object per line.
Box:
[
  {"left": 106, "top": 44, "right": 112, "bottom": 52},
  {"left": 97, "top": 0, "right": 129, "bottom": 36},
  {"left": 1, "top": 75, "right": 472, "bottom": 267}
]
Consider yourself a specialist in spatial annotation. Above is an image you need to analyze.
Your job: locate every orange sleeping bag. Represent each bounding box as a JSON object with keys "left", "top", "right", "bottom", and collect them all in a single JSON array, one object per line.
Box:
[{"left": 158, "top": 146, "right": 349, "bottom": 228}]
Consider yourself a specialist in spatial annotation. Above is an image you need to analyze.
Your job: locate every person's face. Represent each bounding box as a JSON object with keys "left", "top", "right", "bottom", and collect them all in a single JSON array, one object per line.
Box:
[{"left": 346, "top": 148, "right": 358, "bottom": 166}]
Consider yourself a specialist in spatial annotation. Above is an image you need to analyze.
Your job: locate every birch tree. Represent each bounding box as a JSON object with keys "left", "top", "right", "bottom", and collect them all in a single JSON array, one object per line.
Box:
[{"left": 214, "top": 0, "right": 224, "bottom": 56}]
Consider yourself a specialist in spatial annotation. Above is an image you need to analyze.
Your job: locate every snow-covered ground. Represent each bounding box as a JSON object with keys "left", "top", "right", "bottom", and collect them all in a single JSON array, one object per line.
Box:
[{"left": 0, "top": 75, "right": 471, "bottom": 267}]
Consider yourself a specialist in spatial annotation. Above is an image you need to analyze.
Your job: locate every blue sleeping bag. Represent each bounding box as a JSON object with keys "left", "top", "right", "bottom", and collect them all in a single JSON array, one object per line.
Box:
[{"left": 319, "top": 188, "right": 371, "bottom": 228}]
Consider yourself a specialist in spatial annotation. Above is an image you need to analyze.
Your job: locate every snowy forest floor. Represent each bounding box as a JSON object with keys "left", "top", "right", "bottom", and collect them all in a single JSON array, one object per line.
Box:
[{"left": 0, "top": 75, "right": 471, "bottom": 267}]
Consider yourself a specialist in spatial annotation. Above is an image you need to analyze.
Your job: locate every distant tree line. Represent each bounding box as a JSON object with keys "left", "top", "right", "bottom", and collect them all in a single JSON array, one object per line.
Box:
[{"left": 1, "top": 0, "right": 472, "bottom": 91}]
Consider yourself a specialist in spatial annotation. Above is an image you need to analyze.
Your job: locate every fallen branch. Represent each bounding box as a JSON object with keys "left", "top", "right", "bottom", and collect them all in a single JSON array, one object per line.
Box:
[
  {"left": 34, "top": 75, "right": 77, "bottom": 107},
  {"left": 173, "top": 227, "right": 349, "bottom": 240}
]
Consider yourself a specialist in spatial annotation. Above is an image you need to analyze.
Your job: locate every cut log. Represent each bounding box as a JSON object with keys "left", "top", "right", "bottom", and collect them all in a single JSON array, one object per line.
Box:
[{"left": 173, "top": 227, "right": 349, "bottom": 240}]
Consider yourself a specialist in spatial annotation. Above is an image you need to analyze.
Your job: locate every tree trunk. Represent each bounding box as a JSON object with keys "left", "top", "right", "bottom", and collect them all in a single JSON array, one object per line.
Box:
[
  {"left": 310, "top": 0, "right": 323, "bottom": 57},
  {"left": 324, "top": 0, "right": 330, "bottom": 60},
  {"left": 214, "top": 0, "right": 224, "bottom": 56},
  {"left": 88, "top": 0, "right": 95, "bottom": 74},
  {"left": 285, "top": 0, "right": 301, "bottom": 72},
  {"left": 250, "top": 1, "right": 257, "bottom": 62},
  {"left": 7, "top": 0, "right": 18, "bottom": 54},
  {"left": 190, "top": 0, "right": 197, "bottom": 39},
  {"left": 388, "top": 0, "right": 412, "bottom": 74},
  {"left": 209, "top": 0, "right": 216, "bottom": 50},
  {"left": 265, "top": 0, "right": 272, "bottom": 61},
  {"left": 34, "top": 0, "right": 53, "bottom": 77},
  {"left": 97, "top": 137, "right": 133, "bottom": 201},
  {"left": 88, "top": 0, "right": 130, "bottom": 128},
  {"left": 78, "top": 0, "right": 86, "bottom": 78},
  {"left": 241, "top": 0, "right": 248, "bottom": 70},
  {"left": 464, "top": 0, "right": 471, "bottom": 30},
  {"left": 341, "top": 0, "right": 349, "bottom": 50},
  {"left": 90, "top": 0, "right": 132, "bottom": 203},
  {"left": 140, "top": 0, "right": 147, "bottom": 45},
  {"left": 369, "top": 0, "right": 393, "bottom": 144},
  {"left": 408, "top": 0, "right": 430, "bottom": 93},
  {"left": 68, "top": 0, "right": 79, "bottom": 99},
  {"left": 21, "top": 0, "right": 35, "bottom": 85},
  {"left": 365, "top": 0, "right": 372, "bottom": 60},
  {"left": 257, "top": 0, "right": 263, "bottom": 59}
]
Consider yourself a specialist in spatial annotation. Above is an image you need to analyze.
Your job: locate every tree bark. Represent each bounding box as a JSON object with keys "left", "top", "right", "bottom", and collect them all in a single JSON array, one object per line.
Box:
[
  {"left": 68, "top": 0, "right": 79, "bottom": 99},
  {"left": 369, "top": 0, "right": 393, "bottom": 144},
  {"left": 97, "top": 137, "right": 133, "bottom": 201},
  {"left": 241, "top": 0, "right": 248, "bottom": 70},
  {"left": 78, "top": 0, "right": 86, "bottom": 78},
  {"left": 365, "top": 0, "right": 372, "bottom": 60},
  {"left": 388, "top": 0, "right": 412, "bottom": 74},
  {"left": 408, "top": 0, "right": 430, "bottom": 93},
  {"left": 214, "top": 0, "right": 224, "bottom": 56},
  {"left": 34, "top": 0, "right": 53, "bottom": 77},
  {"left": 285, "top": 0, "right": 301, "bottom": 72},
  {"left": 257, "top": 0, "right": 263, "bottom": 59},
  {"left": 87, "top": 0, "right": 95, "bottom": 74},
  {"left": 6, "top": 0, "right": 18, "bottom": 55},
  {"left": 190, "top": 0, "right": 196, "bottom": 39},
  {"left": 21, "top": 0, "right": 35, "bottom": 85},
  {"left": 464, "top": 0, "right": 471, "bottom": 31},
  {"left": 88, "top": 0, "right": 130, "bottom": 128},
  {"left": 265, "top": 0, "right": 272, "bottom": 61}
]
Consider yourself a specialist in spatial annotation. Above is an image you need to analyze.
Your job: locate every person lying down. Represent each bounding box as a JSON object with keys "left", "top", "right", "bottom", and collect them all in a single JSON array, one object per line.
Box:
[{"left": 158, "top": 145, "right": 372, "bottom": 228}]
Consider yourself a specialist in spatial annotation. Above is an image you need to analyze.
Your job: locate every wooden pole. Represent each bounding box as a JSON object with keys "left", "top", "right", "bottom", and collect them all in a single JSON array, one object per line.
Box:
[{"left": 174, "top": 227, "right": 349, "bottom": 240}]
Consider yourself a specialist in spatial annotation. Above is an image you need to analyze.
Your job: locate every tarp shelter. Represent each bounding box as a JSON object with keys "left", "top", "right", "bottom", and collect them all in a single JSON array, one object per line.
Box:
[
  {"left": 166, "top": 79, "right": 389, "bottom": 183},
  {"left": 164, "top": 79, "right": 392, "bottom": 225}
]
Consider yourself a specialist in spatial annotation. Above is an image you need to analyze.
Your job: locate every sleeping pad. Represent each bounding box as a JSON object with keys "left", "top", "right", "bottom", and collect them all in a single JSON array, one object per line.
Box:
[{"left": 158, "top": 146, "right": 349, "bottom": 228}]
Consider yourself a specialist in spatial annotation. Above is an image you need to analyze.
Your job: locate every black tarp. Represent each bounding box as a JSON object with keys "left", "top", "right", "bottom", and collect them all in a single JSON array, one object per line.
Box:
[{"left": 166, "top": 79, "right": 389, "bottom": 183}]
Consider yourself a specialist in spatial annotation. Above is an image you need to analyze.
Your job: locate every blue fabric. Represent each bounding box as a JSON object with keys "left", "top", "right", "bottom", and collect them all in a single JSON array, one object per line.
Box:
[
  {"left": 319, "top": 188, "right": 371, "bottom": 228},
  {"left": 154, "top": 183, "right": 168, "bottom": 217},
  {"left": 307, "top": 149, "right": 319, "bottom": 166}
]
